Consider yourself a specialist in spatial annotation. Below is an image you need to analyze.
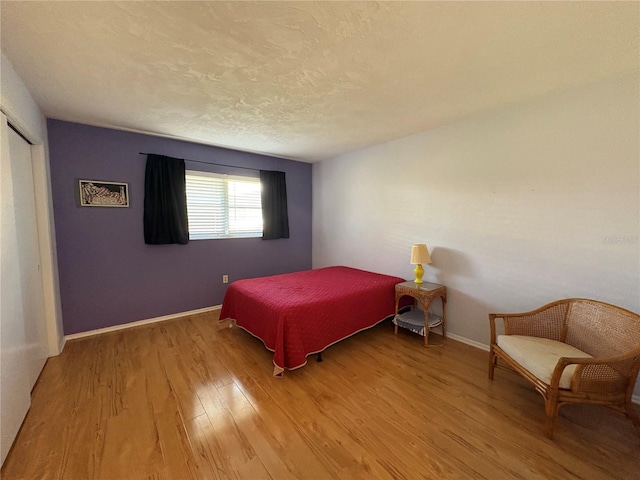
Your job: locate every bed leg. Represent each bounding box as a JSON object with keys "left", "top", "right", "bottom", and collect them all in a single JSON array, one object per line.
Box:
[{"left": 317, "top": 352, "right": 323, "bottom": 362}]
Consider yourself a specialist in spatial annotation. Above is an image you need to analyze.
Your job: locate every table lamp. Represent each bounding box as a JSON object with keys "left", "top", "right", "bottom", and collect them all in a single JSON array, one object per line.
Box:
[{"left": 410, "top": 243, "right": 431, "bottom": 284}]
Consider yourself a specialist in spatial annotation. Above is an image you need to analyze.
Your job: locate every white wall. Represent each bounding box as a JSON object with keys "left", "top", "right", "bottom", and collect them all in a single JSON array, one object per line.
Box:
[
  {"left": 313, "top": 73, "right": 640, "bottom": 395},
  {"left": 1, "top": 52, "right": 64, "bottom": 356}
]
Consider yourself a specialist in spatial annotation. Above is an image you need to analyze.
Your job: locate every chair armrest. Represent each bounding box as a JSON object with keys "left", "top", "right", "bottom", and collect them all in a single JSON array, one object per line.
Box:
[{"left": 549, "top": 352, "right": 640, "bottom": 393}]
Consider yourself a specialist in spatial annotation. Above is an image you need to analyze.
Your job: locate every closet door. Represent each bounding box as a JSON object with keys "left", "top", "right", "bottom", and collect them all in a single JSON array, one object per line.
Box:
[
  {"left": 8, "top": 123, "right": 48, "bottom": 387},
  {"left": 0, "top": 114, "right": 48, "bottom": 464}
]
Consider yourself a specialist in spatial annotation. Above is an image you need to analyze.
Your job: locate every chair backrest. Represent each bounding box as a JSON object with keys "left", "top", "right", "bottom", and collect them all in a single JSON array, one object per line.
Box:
[{"left": 564, "top": 299, "right": 640, "bottom": 358}]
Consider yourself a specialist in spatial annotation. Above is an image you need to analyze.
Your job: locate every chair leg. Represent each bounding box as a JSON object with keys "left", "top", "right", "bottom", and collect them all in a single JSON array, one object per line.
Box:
[
  {"left": 488, "top": 346, "right": 496, "bottom": 380},
  {"left": 544, "top": 397, "right": 559, "bottom": 439},
  {"left": 624, "top": 401, "right": 640, "bottom": 437}
]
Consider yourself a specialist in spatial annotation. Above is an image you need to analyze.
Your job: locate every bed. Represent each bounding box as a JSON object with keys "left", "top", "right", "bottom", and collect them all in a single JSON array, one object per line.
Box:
[{"left": 219, "top": 266, "right": 406, "bottom": 376}]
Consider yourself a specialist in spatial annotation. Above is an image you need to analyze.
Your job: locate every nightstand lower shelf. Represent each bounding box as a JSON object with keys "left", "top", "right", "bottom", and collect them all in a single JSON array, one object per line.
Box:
[{"left": 393, "top": 307, "right": 442, "bottom": 338}]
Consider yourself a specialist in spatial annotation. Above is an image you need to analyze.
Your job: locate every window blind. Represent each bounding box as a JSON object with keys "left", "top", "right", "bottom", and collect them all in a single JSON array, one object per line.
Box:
[{"left": 185, "top": 171, "right": 262, "bottom": 239}]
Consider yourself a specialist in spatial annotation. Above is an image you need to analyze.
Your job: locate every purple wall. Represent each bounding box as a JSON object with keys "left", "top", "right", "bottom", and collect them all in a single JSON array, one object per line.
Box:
[{"left": 48, "top": 120, "right": 312, "bottom": 335}]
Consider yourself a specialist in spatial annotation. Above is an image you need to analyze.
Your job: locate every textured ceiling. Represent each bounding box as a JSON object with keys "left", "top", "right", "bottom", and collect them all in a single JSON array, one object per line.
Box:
[{"left": 1, "top": 1, "right": 638, "bottom": 162}]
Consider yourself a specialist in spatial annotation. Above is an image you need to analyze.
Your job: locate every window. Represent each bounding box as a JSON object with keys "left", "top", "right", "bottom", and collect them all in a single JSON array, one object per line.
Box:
[{"left": 185, "top": 170, "right": 262, "bottom": 240}]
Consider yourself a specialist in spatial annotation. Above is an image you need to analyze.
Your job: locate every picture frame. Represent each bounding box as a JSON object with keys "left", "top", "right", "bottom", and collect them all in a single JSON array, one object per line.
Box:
[{"left": 79, "top": 179, "right": 129, "bottom": 207}]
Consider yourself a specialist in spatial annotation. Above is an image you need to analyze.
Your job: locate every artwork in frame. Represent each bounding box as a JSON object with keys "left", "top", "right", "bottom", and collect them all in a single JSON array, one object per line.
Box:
[{"left": 79, "top": 180, "right": 130, "bottom": 207}]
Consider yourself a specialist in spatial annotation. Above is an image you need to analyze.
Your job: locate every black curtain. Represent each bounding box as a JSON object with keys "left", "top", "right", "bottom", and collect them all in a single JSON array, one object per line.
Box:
[
  {"left": 260, "top": 170, "right": 289, "bottom": 240},
  {"left": 143, "top": 154, "right": 189, "bottom": 245}
]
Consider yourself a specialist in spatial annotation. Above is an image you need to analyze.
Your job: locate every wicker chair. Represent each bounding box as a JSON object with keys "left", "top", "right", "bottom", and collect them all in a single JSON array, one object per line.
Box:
[{"left": 488, "top": 298, "right": 640, "bottom": 439}]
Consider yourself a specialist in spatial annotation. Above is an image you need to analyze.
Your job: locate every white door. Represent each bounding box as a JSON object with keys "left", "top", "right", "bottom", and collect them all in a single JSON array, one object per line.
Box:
[
  {"left": 0, "top": 113, "right": 48, "bottom": 464},
  {"left": 8, "top": 123, "right": 48, "bottom": 387}
]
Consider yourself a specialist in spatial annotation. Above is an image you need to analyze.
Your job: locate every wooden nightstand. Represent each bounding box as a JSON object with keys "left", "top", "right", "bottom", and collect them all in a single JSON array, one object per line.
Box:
[{"left": 394, "top": 281, "right": 447, "bottom": 347}]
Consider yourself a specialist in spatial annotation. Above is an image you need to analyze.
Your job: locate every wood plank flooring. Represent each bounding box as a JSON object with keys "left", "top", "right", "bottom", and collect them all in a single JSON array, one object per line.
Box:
[{"left": 2, "top": 309, "right": 639, "bottom": 479}]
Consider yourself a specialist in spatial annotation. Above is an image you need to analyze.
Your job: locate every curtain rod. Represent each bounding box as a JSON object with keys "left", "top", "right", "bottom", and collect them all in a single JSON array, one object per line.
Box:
[{"left": 139, "top": 152, "right": 260, "bottom": 172}]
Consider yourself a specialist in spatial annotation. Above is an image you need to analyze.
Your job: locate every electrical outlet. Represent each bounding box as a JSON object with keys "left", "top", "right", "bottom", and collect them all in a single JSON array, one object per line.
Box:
[{"left": 222, "top": 275, "right": 229, "bottom": 284}]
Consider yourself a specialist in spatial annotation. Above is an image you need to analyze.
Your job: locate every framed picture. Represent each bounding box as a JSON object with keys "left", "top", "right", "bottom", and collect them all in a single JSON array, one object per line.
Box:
[{"left": 79, "top": 180, "right": 129, "bottom": 207}]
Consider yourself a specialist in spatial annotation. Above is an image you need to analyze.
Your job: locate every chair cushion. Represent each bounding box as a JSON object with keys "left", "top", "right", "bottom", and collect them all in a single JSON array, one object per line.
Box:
[{"left": 497, "top": 335, "right": 592, "bottom": 389}]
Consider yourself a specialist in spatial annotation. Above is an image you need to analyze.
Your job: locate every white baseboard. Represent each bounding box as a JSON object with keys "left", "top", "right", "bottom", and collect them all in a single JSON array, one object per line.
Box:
[
  {"left": 447, "top": 333, "right": 640, "bottom": 406},
  {"left": 447, "top": 332, "right": 490, "bottom": 352},
  {"left": 64, "top": 305, "right": 222, "bottom": 342}
]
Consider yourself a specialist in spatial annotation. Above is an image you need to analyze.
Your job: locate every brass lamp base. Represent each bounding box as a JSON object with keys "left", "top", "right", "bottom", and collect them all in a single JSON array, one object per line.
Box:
[{"left": 413, "top": 263, "right": 424, "bottom": 284}]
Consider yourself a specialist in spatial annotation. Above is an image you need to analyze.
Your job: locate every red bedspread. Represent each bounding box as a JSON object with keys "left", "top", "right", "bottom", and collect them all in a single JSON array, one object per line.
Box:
[{"left": 219, "top": 266, "right": 405, "bottom": 375}]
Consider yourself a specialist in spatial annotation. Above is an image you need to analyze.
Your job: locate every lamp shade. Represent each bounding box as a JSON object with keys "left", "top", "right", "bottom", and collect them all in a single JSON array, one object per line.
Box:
[{"left": 410, "top": 244, "right": 431, "bottom": 265}]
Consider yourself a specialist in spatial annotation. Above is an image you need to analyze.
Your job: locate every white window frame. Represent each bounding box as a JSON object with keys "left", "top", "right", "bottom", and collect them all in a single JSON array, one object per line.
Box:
[{"left": 185, "top": 170, "right": 263, "bottom": 240}]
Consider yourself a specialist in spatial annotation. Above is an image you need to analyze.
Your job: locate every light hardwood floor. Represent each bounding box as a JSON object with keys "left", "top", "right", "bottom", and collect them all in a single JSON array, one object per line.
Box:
[{"left": 2, "top": 310, "right": 639, "bottom": 479}]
